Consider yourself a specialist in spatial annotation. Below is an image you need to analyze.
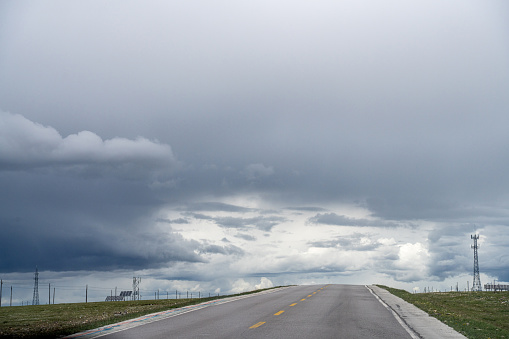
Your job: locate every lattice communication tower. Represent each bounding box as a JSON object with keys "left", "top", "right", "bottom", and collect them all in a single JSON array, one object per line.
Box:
[
  {"left": 32, "top": 266, "right": 40, "bottom": 305},
  {"left": 132, "top": 277, "right": 141, "bottom": 301},
  {"left": 471, "top": 234, "right": 482, "bottom": 291}
]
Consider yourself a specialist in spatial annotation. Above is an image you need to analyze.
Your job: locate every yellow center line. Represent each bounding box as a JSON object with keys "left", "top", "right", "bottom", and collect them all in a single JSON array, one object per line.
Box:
[
  {"left": 290, "top": 303, "right": 298, "bottom": 306},
  {"left": 249, "top": 322, "right": 266, "bottom": 329},
  {"left": 274, "top": 310, "right": 285, "bottom": 316},
  {"left": 300, "top": 298, "right": 306, "bottom": 301},
  {"left": 313, "top": 292, "right": 316, "bottom": 294},
  {"left": 308, "top": 295, "right": 312, "bottom": 297}
]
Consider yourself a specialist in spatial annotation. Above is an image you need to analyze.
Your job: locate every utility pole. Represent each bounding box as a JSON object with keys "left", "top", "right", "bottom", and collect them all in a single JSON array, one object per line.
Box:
[
  {"left": 471, "top": 234, "right": 482, "bottom": 291},
  {"left": 0, "top": 279, "right": 2, "bottom": 307}
]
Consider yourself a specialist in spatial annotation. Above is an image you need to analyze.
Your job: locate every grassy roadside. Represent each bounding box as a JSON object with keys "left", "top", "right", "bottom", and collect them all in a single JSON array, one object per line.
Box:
[
  {"left": 376, "top": 285, "right": 509, "bottom": 339},
  {"left": 0, "top": 286, "right": 284, "bottom": 338}
]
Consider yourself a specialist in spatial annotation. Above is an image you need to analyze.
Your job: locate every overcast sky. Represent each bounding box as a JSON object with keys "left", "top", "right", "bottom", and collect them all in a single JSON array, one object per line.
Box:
[{"left": 1, "top": 0, "right": 509, "bottom": 303}]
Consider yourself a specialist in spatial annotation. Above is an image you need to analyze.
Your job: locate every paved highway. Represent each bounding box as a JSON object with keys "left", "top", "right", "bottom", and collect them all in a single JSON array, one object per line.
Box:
[{"left": 91, "top": 285, "right": 413, "bottom": 339}]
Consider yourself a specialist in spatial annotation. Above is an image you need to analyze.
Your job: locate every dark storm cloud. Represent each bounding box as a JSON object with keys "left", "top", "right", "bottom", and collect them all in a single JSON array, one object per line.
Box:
[
  {"left": 0, "top": 112, "right": 199, "bottom": 272},
  {"left": 1, "top": 1, "right": 508, "bottom": 222}
]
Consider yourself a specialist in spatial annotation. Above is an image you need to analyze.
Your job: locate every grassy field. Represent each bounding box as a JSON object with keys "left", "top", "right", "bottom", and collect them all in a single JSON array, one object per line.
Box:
[
  {"left": 377, "top": 285, "right": 509, "bottom": 339},
  {"left": 0, "top": 287, "right": 282, "bottom": 338}
]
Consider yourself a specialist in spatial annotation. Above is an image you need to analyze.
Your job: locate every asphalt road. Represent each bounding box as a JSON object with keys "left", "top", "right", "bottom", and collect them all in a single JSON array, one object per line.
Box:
[{"left": 95, "top": 284, "right": 413, "bottom": 339}]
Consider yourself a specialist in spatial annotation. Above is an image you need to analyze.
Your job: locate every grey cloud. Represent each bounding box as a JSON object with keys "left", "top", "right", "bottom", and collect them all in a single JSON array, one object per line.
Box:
[
  {"left": 188, "top": 213, "right": 286, "bottom": 232},
  {"left": 308, "top": 213, "right": 402, "bottom": 228},
  {"left": 285, "top": 207, "right": 328, "bottom": 212},
  {"left": 199, "top": 244, "right": 245, "bottom": 256},
  {"left": 309, "top": 236, "right": 380, "bottom": 252},
  {"left": 244, "top": 163, "right": 274, "bottom": 181},
  {"left": 235, "top": 233, "right": 257, "bottom": 241},
  {"left": 182, "top": 202, "right": 255, "bottom": 213},
  {"left": 157, "top": 218, "right": 190, "bottom": 225}
]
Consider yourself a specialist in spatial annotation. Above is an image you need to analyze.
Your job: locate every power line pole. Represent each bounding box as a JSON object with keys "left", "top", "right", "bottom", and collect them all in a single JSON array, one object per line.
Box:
[
  {"left": 471, "top": 234, "right": 482, "bottom": 291},
  {"left": 32, "top": 267, "right": 40, "bottom": 305}
]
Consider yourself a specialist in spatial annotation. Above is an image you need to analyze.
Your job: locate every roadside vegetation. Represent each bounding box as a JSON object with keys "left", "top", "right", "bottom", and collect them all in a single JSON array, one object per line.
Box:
[
  {"left": 377, "top": 285, "right": 509, "bottom": 339},
  {"left": 0, "top": 287, "right": 284, "bottom": 338}
]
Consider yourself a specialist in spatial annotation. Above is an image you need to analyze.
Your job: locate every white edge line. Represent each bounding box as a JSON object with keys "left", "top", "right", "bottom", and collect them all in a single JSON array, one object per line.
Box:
[{"left": 365, "top": 285, "right": 421, "bottom": 339}]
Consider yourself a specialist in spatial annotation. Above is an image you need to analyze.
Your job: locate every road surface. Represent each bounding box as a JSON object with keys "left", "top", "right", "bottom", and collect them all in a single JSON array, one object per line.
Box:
[{"left": 82, "top": 284, "right": 415, "bottom": 339}]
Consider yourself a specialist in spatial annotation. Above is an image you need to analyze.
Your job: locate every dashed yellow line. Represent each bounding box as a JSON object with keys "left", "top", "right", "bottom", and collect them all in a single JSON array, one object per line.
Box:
[
  {"left": 249, "top": 322, "right": 266, "bottom": 329},
  {"left": 250, "top": 287, "right": 331, "bottom": 330}
]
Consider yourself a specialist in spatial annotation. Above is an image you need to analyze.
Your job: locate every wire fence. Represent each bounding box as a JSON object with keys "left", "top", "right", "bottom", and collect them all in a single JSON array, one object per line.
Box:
[{"left": 0, "top": 279, "right": 223, "bottom": 307}]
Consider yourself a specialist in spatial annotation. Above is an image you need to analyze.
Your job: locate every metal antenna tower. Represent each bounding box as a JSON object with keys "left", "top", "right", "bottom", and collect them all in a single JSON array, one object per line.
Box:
[
  {"left": 471, "top": 235, "right": 482, "bottom": 291},
  {"left": 32, "top": 266, "right": 40, "bottom": 305},
  {"left": 132, "top": 277, "right": 141, "bottom": 301}
]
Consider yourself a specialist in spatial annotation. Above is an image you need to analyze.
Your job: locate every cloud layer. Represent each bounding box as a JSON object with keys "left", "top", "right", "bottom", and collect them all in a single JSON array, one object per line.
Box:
[{"left": 0, "top": 0, "right": 508, "bottom": 299}]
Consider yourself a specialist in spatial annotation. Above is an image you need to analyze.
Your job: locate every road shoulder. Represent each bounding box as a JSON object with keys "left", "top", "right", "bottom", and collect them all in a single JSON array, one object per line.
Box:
[{"left": 367, "top": 285, "right": 467, "bottom": 339}]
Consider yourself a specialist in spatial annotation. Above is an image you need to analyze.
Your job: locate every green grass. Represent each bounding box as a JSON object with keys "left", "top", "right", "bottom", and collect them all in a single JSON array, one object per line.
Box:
[
  {"left": 0, "top": 287, "right": 284, "bottom": 338},
  {"left": 377, "top": 285, "right": 509, "bottom": 339}
]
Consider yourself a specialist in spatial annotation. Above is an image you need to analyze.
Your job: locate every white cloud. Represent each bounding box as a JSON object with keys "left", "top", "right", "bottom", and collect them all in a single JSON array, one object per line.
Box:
[
  {"left": 0, "top": 111, "right": 176, "bottom": 170},
  {"left": 393, "top": 243, "right": 431, "bottom": 281},
  {"left": 231, "top": 277, "right": 274, "bottom": 294},
  {"left": 231, "top": 278, "right": 252, "bottom": 293},
  {"left": 255, "top": 277, "right": 274, "bottom": 289}
]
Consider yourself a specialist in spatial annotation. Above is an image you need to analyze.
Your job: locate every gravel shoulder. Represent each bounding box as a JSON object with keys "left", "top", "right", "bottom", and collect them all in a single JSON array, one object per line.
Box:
[{"left": 368, "top": 285, "right": 467, "bottom": 339}]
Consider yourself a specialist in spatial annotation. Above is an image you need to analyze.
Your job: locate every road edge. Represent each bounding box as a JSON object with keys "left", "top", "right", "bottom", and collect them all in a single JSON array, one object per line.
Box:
[
  {"left": 65, "top": 286, "right": 292, "bottom": 339},
  {"left": 367, "top": 285, "right": 467, "bottom": 339}
]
